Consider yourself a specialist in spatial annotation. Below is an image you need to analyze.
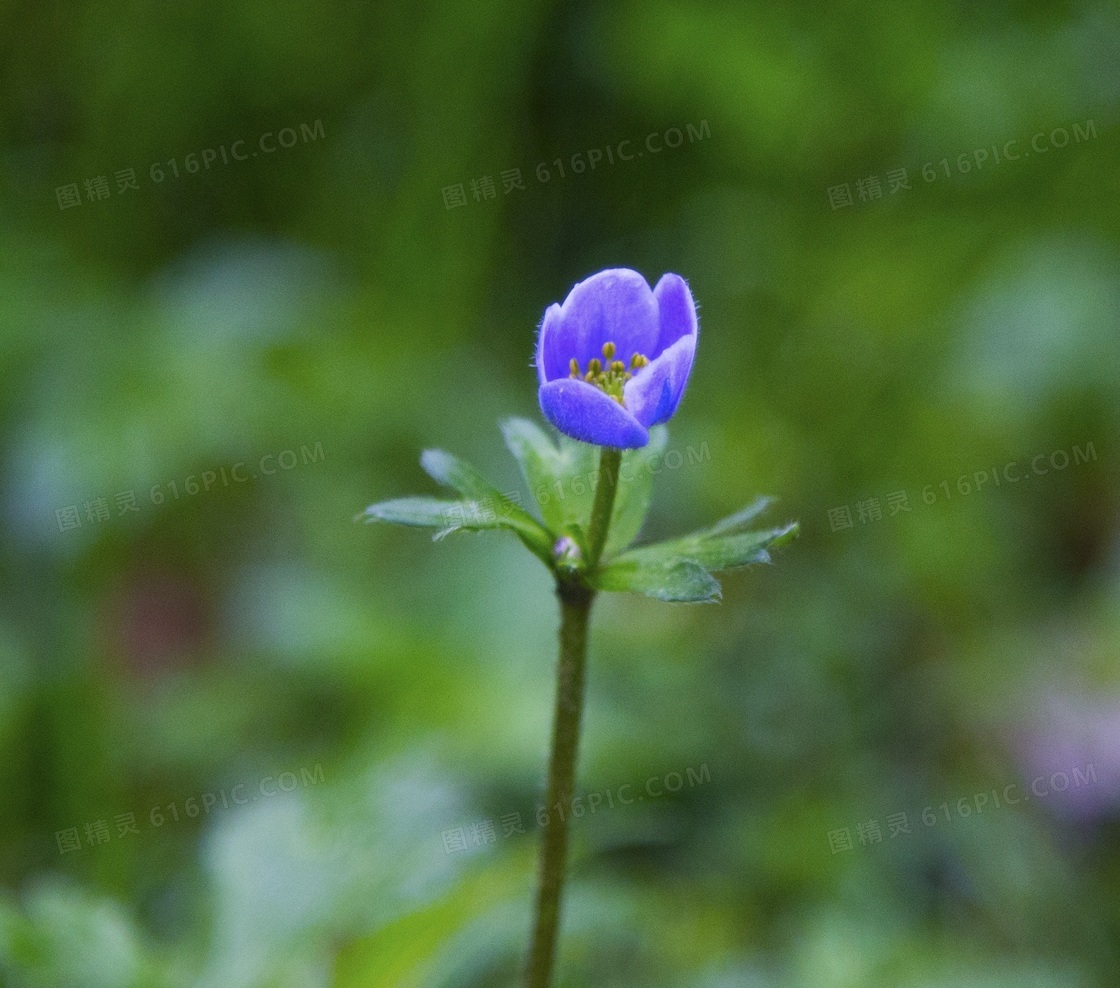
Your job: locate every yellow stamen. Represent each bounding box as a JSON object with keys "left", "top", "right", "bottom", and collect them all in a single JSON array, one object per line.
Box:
[{"left": 567, "top": 347, "right": 650, "bottom": 408}]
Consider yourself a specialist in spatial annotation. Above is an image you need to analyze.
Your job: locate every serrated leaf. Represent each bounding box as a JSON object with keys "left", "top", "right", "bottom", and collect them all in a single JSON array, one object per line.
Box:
[
  {"left": 418, "top": 448, "right": 553, "bottom": 560},
  {"left": 360, "top": 450, "right": 556, "bottom": 566},
  {"left": 675, "top": 524, "right": 796, "bottom": 570},
  {"left": 590, "top": 556, "right": 721, "bottom": 602},
  {"left": 362, "top": 495, "right": 554, "bottom": 563},
  {"left": 358, "top": 497, "right": 471, "bottom": 528},
  {"left": 359, "top": 496, "right": 517, "bottom": 540},
  {"left": 610, "top": 488, "right": 799, "bottom": 581},
  {"left": 418, "top": 448, "right": 528, "bottom": 522}
]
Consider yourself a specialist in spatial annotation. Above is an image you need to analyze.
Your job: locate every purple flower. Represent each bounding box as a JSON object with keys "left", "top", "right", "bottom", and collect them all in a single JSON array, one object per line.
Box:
[{"left": 535, "top": 268, "right": 698, "bottom": 448}]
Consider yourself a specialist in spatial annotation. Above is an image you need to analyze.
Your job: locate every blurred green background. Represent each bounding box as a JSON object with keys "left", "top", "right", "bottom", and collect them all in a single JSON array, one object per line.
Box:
[{"left": 2, "top": 1, "right": 1119, "bottom": 985}]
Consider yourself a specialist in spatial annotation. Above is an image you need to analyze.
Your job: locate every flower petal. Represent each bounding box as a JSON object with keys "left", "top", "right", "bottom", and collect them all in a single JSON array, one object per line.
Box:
[
  {"left": 622, "top": 332, "right": 696, "bottom": 427},
  {"left": 653, "top": 273, "right": 698, "bottom": 352},
  {"left": 541, "top": 269, "right": 660, "bottom": 379},
  {"left": 539, "top": 379, "right": 650, "bottom": 448},
  {"left": 535, "top": 303, "right": 565, "bottom": 385}
]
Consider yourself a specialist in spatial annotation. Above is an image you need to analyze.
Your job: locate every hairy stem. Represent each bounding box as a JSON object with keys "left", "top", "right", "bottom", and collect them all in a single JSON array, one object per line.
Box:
[{"left": 524, "top": 446, "right": 622, "bottom": 988}]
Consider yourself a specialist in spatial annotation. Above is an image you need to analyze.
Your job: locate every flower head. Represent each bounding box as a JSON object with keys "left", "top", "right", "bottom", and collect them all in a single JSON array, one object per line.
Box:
[{"left": 535, "top": 268, "right": 698, "bottom": 448}]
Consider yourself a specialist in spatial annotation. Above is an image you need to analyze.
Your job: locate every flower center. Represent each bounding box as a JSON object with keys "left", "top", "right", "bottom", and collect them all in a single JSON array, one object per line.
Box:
[{"left": 568, "top": 341, "right": 650, "bottom": 404}]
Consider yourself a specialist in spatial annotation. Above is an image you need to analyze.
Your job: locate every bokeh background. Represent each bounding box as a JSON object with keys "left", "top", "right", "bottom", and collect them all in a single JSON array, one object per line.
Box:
[{"left": 2, "top": 2, "right": 1120, "bottom": 985}]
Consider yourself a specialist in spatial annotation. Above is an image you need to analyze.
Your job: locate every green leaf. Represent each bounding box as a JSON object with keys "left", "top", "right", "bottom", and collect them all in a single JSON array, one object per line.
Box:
[
  {"left": 419, "top": 449, "right": 500, "bottom": 503},
  {"left": 623, "top": 521, "right": 799, "bottom": 573},
  {"left": 684, "top": 523, "right": 798, "bottom": 570},
  {"left": 498, "top": 418, "right": 556, "bottom": 497},
  {"left": 361, "top": 494, "right": 554, "bottom": 565},
  {"left": 709, "top": 496, "right": 775, "bottom": 534},
  {"left": 418, "top": 448, "right": 554, "bottom": 563},
  {"left": 591, "top": 556, "right": 722, "bottom": 602},
  {"left": 500, "top": 418, "right": 597, "bottom": 534},
  {"left": 360, "top": 496, "right": 530, "bottom": 545},
  {"left": 501, "top": 417, "right": 668, "bottom": 557},
  {"left": 591, "top": 507, "right": 796, "bottom": 602},
  {"left": 501, "top": 418, "right": 576, "bottom": 533},
  {"left": 358, "top": 496, "right": 471, "bottom": 529},
  {"left": 602, "top": 496, "right": 799, "bottom": 602},
  {"left": 605, "top": 425, "right": 668, "bottom": 557}
]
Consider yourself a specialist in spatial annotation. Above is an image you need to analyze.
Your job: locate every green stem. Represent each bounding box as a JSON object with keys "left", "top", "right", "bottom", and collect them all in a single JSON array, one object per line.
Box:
[
  {"left": 523, "top": 579, "right": 591, "bottom": 988},
  {"left": 524, "top": 447, "right": 622, "bottom": 988},
  {"left": 583, "top": 447, "right": 623, "bottom": 569}
]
